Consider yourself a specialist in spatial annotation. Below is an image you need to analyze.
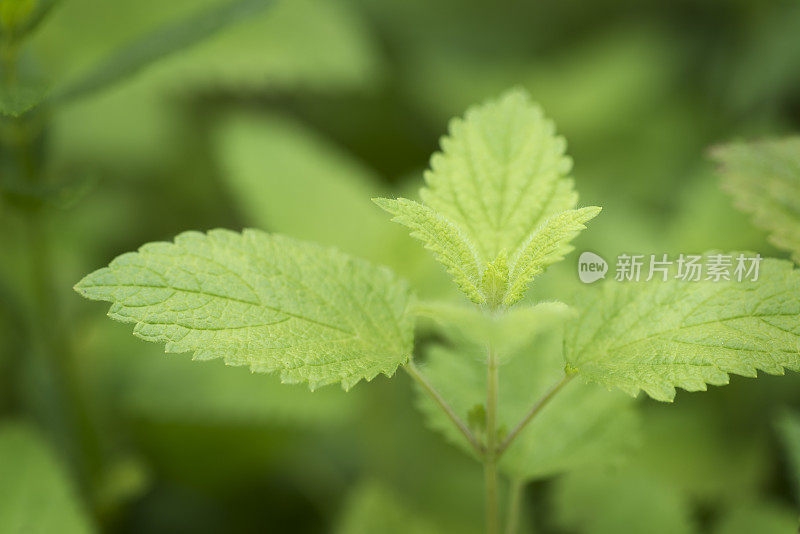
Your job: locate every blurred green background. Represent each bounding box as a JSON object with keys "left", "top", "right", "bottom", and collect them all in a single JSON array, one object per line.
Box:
[{"left": 2, "top": 0, "right": 800, "bottom": 532}]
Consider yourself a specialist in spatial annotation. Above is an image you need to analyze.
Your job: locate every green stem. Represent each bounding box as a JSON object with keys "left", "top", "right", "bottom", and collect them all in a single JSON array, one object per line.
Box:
[
  {"left": 3, "top": 41, "right": 102, "bottom": 508},
  {"left": 485, "top": 344, "right": 500, "bottom": 534},
  {"left": 505, "top": 478, "right": 525, "bottom": 534},
  {"left": 496, "top": 373, "right": 574, "bottom": 459},
  {"left": 404, "top": 361, "right": 484, "bottom": 456}
]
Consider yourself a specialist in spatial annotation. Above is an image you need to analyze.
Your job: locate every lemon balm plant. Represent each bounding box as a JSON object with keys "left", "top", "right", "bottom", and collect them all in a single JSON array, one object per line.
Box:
[{"left": 75, "top": 91, "right": 800, "bottom": 534}]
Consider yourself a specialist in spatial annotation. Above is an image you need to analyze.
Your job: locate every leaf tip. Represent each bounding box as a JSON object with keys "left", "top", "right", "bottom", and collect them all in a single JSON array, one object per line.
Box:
[{"left": 371, "top": 197, "right": 396, "bottom": 211}]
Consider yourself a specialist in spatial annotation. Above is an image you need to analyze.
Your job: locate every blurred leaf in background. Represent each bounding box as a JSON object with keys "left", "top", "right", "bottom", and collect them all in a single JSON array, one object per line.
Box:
[
  {"left": 335, "top": 481, "right": 438, "bottom": 534},
  {"left": 0, "top": 422, "right": 94, "bottom": 533}
]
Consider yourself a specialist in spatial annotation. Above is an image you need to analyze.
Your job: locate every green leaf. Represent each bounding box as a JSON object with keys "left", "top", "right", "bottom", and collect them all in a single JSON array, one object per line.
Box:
[
  {"left": 553, "top": 467, "right": 696, "bottom": 534},
  {"left": 412, "top": 299, "right": 574, "bottom": 359},
  {"left": 422, "top": 89, "right": 581, "bottom": 261},
  {"left": 714, "top": 502, "right": 799, "bottom": 534},
  {"left": 712, "top": 138, "right": 800, "bottom": 263},
  {"left": 416, "top": 330, "right": 639, "bottom": 480},
  {"left": 74, "top": 229, "right": 414, "bottom": 391},
  {"left": 565, "top": 255, "right": 800, "bottom": 402},
  {"left": 505, "top": 206, "right": 601, "bottom": 305},
  {"left": 0, "top": 422, "right": 93, "bottom": 533},
  {"left": 374, "top": 198, "right": 484, "bottom": 303},
  {"left": 0, "top": 74, "right": 48, "bottom": 117},
  {"left": 53, "top": 0, "right": 276, "bottom": 104},
  {"left": 380, "top": 90, "right": 599, "bottom": 305},
  {"left": 335, "top": 481, "right": 438, "bottom": 534}
]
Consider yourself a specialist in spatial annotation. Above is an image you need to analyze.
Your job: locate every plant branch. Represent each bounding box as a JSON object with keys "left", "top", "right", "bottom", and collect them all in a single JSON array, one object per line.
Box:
[
  {"left": 404, "top": 360, "right": 484, "bottom": 456},
  {"left": 496, "top": 372, "right": 575, "bottom": 459}
]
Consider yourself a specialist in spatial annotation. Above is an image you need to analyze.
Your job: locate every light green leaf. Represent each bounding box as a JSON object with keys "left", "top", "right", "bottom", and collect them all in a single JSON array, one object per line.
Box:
[
  {"left": 53, "top": 0, "right": 276, "bottom": 104},
  {"left": 412, "top": 299, "right": 574, "bottom": 359},
  {"left": 421, "top": 89, "right": 579, "bottom": 262},
  {"left": 712, "top": 138, "right": 800, "bottom": 263},
  {"left": 74, "top": 229, "right": 414, "bottom": 391},
  {"left": 505, "top": 206, "right": 601, "bottom": 305},
  {"left": 565, "top": 256, "right": 800, "bottom": 402},
  {"left": 374, "top": 197, "right": 483, "bottom": 303},
  {"left": 381, "top": 90, "right": 599, "bottom": 305},
  {"left": 416, "top": 330, "right": 639, "bottom": 480},
  {"left": 335, "top": 481, "right": 438, "bottom": 534},
  {"left": 553, "top": 467, "right": 696, "bottom": 534},
  {"left": 0, "top": 422, "right": 93, "bottom": 533}
]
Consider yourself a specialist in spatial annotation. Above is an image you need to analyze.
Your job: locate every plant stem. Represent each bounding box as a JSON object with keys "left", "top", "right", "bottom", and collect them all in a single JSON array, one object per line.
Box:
[
  {"left": 3, "top": 41, "right": 102, "bottom": 506},
  {"left": 496, "top": 373, "right": 574, "bottom": 458},
  {"left": 485, "top": 344, "right": 500, "bottom": 534},
  {"left": 404, "top": 360, "right": 484, "bottom": 456},
  {"left": 504, "top": 478, "right": 524, "bottom": 534}
]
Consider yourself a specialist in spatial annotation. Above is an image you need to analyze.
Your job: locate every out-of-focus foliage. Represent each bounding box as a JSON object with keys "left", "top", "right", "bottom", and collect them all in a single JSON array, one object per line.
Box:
[
  {"left": 334, "top": 481, "right": 438, "bottom": 534},
  {"left": 51, "top": 0, "right": 278, "bottom": 105},
  {"left": 712, "top": 138, "right": 800, "bottom": 263},
  {"left": 38, "top": 0, "right": 381, "bottom": 163},
  {"left": 0, "top": 422, "right": 93, "bottom": 533},
  {"left": 0, "top": 72, "right": 47, "bottom": 116},
  {"left": 552, "top": 466, "right": 696, "bottom": 534},
  {"left": 76, "top": 315, "right": 359, "bottom": 426},
  {"left": 4, "top": 0, "right": 800, "bottom": 531},
  {"left": 713, "top": 503, "right": 798, "bottom": 534},
  {"left": 777, "top": 410, "right": 800, "bottom": 504},
  {"left": 216, "top": 112, "right": 391, "bottom": 257}
]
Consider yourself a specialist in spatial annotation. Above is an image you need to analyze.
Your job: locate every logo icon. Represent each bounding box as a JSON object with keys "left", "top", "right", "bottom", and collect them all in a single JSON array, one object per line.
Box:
[{"left": 578, "top": 252, "right": 607, "bottom": 284}]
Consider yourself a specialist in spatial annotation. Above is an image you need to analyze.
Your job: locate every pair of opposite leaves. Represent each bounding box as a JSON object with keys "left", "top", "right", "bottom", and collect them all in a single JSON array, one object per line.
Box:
[{"left": 75, "top": 90, "right": 800, "bottom": 403}]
